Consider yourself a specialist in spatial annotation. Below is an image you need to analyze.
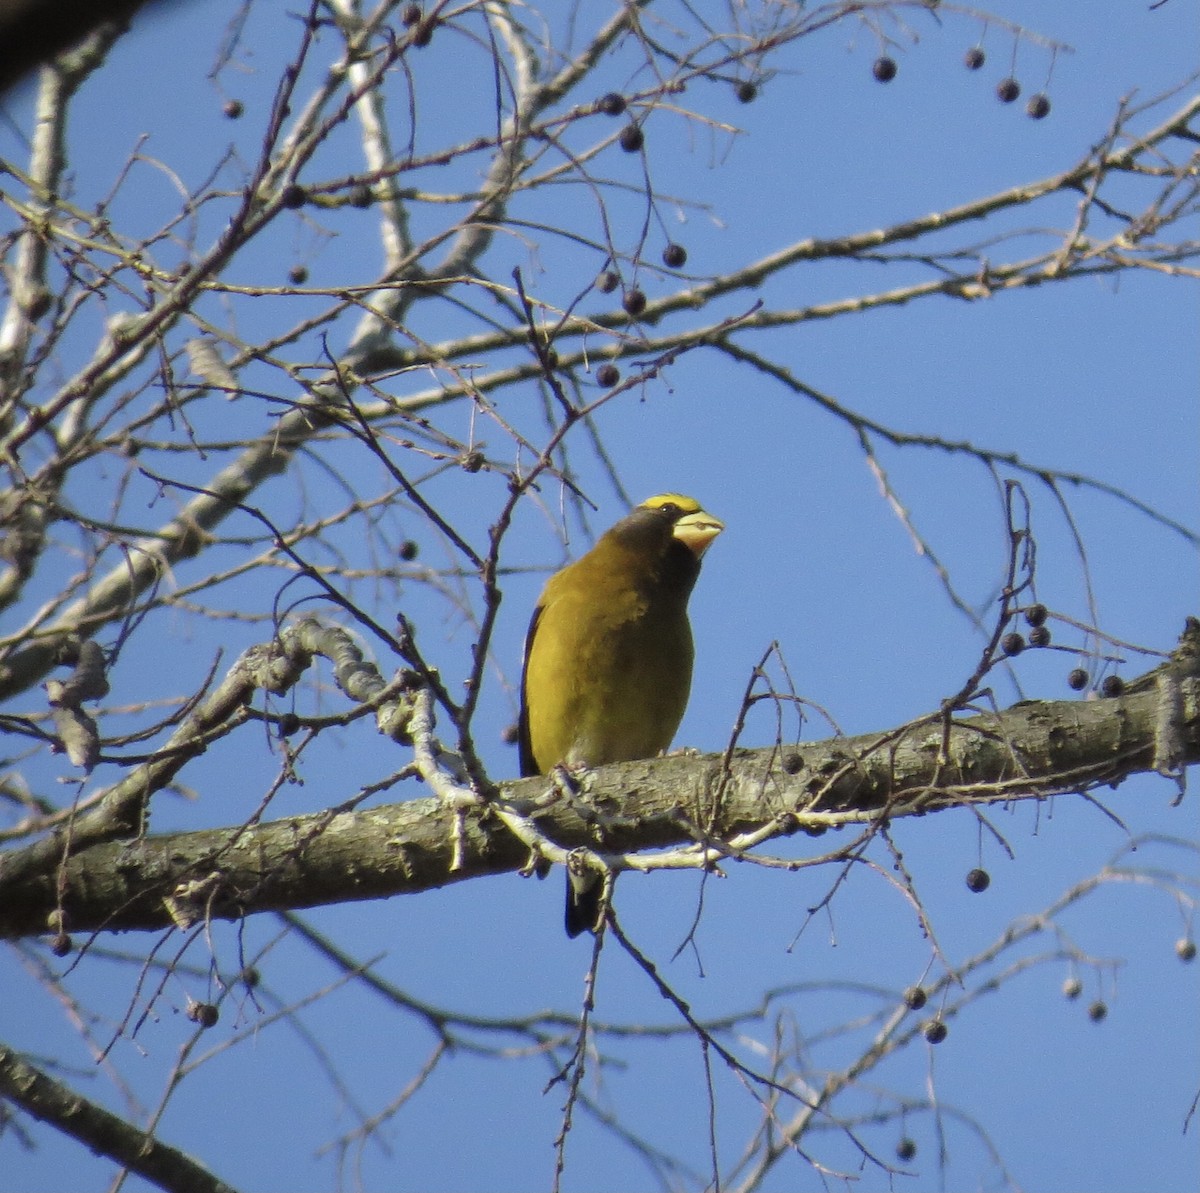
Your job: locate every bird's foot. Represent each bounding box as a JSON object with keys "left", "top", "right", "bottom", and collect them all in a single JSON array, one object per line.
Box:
[{"left": 565, "top": 846, "right": 608, "bottom": 937}]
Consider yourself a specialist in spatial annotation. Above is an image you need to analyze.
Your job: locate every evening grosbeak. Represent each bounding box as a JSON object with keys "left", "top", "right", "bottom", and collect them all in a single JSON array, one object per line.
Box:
[{"left": 518, "top": 494, "right": 724, "bottom": 936}]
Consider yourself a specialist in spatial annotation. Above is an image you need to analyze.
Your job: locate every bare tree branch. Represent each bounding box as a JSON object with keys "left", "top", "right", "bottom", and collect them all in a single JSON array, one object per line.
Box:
[
  {"left": 2, "top": 618, "right": 1193, "bottom": 939},
  {"left": 0, "top": 1042, "right": 236, "bottom": 1193}
]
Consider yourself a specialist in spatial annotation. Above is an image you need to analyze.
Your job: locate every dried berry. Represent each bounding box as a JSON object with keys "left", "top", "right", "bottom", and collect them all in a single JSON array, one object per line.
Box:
[
  {"left": 399, "top": 540, "right": 419, "bottom": 562},
  {"left": 288, "top": 265, "right": 309, "bottom": 285},
  {"left": 280, "top": 184, "right": 306, "bottom": 209},
  {"left": 662, "top": 243, "right": 688, "bottom": 269},
  {"left": 735, "top": 81, "right": 758, "bottom": 104},
  {"left": 1087, "top": 1000, "right": 1108, "bottom": 1023},
  {"left": 223, "top": 99, "right": 244, "bottom": 119},
  {"left": 1027, "top": 93, "right": 1051, "bottom": 120},
  {"left": 904, "top": 985, "right": 927, "bottom": 1011},
  {"left": 24, "top": 285, "right": 52, "bottom": 319},
  {"left": 619, "top": 125, "right": 645, "bottom": 153},
  {"left": 622, "top": 288, "right": 647, "bottom": 317},
  {"left": 1100, "top": 675, "right": 1124, "bottom": 698},
  {"left": 1024, "top": 603, "right": 1048, "bottom": 627},
  {"left": 411, "top": 19, "right": 434, "bottom": 46},
  {"left": 596, "top": 363, "right": 620, "bottom": 388},
  {"left": 923, "top": 1019, "right": 948, "bottom": 1044},
  {"left": 996, "top": 77, "right": 1021, "bottom": 104},
  {"left": 873, "top": 56, "right": 898, "bottom": 83},
  {"left": 965, "top": 868, "right": 990, "bottom": 893},
  {"left": 1062, "top": 977, "right": 1083, "bottom": 1000},
  {"left": 896, "top": 1138, "right": 917, "bottom": 1162},
  {"left": 598, "top": 92, "right": 626, "bottom": 117},
  {"left": 964, "top": 46, "right": 985, "bottom": 70},
  {"left": 50, "top": 933, "right": 72, "bottom": 957},
  {"left": 349, "top": 184, "right": 373, "bottom": 208},
  {"left": 1067, "top": 668, "right": 1089, "bottom": 691},
  {"left": 401, "top": 3, "right": 422, "bottom": 25},
  {"left": 1000, "top": 632, "right": 1025, "bottom": 656},
  {"left": 187, "top": 1001, "right": 219, "bottom": 1028},
  {"left": 1029, "top": 625, "right": 1051, "bottom": 648},
  {"left": 1176, "top": 939, "right": 1197, "bottom": 963},
  {"left": 501, "top": 722, "right": 520, "bottom": 745},
  {"left": 596, "top": 270, "right": 620, "bottom": 294}
]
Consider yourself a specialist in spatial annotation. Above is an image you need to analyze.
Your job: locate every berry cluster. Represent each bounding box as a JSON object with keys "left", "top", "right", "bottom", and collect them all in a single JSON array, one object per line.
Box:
[
  {"left": 871, "top": 42, "right": 1053, "bottom": 120},
  {"left": 999, "top": 603, "right": 1126, "bottom": 697}
]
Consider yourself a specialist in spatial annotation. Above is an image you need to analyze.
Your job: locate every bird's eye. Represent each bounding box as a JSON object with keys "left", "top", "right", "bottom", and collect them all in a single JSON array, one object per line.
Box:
[{"left": 657, "top": 502, "right": 680, "bottom": 518}]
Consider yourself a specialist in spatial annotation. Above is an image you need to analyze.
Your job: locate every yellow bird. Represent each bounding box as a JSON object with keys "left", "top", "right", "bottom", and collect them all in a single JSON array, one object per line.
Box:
[{"left": 518, "top": 494, "right": 724, "bottom": 936}]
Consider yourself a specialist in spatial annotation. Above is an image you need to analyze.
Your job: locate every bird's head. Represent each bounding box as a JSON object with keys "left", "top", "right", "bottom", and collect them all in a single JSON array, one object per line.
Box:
[{"left": 635, "top": 494, "right": 724, "bottom": 559}]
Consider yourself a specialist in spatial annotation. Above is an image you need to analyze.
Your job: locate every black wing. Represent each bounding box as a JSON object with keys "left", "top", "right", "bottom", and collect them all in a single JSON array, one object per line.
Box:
[{"left": 516, "top": 603, "right": 543, "bottom": 777}]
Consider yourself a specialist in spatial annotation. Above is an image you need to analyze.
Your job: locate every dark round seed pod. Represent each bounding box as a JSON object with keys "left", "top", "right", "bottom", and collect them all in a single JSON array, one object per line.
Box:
[
  {"left": 996, "top": 77, "right": 1021, "bottom": 103},
  {"left": 501, "top": 722, "right": 520, "bottom": 745},
  {"left": 50, "top": 933, "right": 72, "bottom": 957},
  {"left": 782, "top": 752, "right": 803, "bottom": 775},
  {"left": 280, "top": 184, "right": 307, "bottom": 209},
  {"left": 1062, "top": 976, "right": 1083, "bottom": 1000},
  {"left": 619, "top": 124, "right": 645, "bottom": 153},
  {"left": 622, "top": 288, "right": 647, "bottom": 317},
  {"left": 287, "top": 265, "right": 309, "bottom": 285},
  {"left": 1176, "top": 939, "right": 1197, "bottom": 963},
  {"left": 1067, "top": 667, "right": 1089, "bottom": 691},
  {"left": 873, "top": 56, "right": 897, "bottom": 83},
  {"left": 662, "top": 243, "right": 688, "bottom": 269},
  {"left": 24, "top": 285, "right": 52, "bottom": 320},
  {"left": 735, "top": 80, "right": 758, "bottom": 104},
  {"left": 461, "top": 449, "right": 485, "bottom": 474},
  {"left": 965, "top": 867, "right": 990, "bottom": 893},
  {"left": 401, "top": 3, "right": 422, "bottom": 25},
  {"left": 1087, "top": 1000, "right": 1108, "bottom": 1023},
  {"left": 1000, "top": 631, "right": 1025, "bottom": 656},
  {"left": 597, "top": 270, "right": 620, "bottom": 294},
  {"left": 964, "top": 46, "right": 985, "bottom": 70},
  {"left": 399, "top": 540, "right": 419, "bottom": 562},
  {"left": 1029, "top": 625, "right": 1051, "bottom": 648},
  {"left": 187, "top": 1002, "right": 220, "bottom": 1028},
  {"left": 1024, "top": 603, "right": 1048, "bottom": 627},
  {"left": 349, "top": 184, "right": 373, "bottom": 208},
  {"left": 923, "top": 1019, "right": 948, "bottom": 1044},
  {"left": 904, "top": 985, "right": 928, "bottom": 1011},
  {"left": 896, "top": 1138, "right": 917, "bottom": 1162},
  {"left": 411, "top": 19, "right": 434, "bottom": 46},
  {"left": 241, "top": 967, "right": 260, "bottom": 989},
  {"left": 1100, "top": 675, "right": 1124, "bottom": 698},
  {"left": 223, "top": 99, "right": 244, "bottom": 119},
  {"left": 596, "top": 363, "right": 620, "bottom": 388},
  {"left": 1027, "top": 93, "right": 1051, "bottom": 120},
  {"left": 598, "top": 92, "right": 626, "bottom": 117},
  {"left": 278, "top": 712, "right": 301, "bottom": 737}
]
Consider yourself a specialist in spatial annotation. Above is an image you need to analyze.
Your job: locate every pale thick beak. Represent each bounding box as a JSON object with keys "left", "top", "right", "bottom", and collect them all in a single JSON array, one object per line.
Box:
[{"left": 673, "top": 509, "right": 724, "bottom": 558}]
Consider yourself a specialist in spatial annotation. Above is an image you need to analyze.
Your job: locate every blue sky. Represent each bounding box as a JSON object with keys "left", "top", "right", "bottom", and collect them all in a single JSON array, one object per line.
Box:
[{"left": 1, "top": 2, "right": 1197, "bottom": 1191}]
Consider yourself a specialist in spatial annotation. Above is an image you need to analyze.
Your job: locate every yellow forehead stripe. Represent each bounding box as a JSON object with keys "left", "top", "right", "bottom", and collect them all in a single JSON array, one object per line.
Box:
[{"left": 638, "top": 493, "right": 702, "bottom": 515}]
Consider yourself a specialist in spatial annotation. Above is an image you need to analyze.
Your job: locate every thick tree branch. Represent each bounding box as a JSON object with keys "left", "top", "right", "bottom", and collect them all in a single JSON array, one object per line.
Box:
[
  {"left": 0, "top": 1043, "right": 236, "bottom": 1193},
  {"left": 2, "top": 621, "right": 1195, "bottom": 940}
]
